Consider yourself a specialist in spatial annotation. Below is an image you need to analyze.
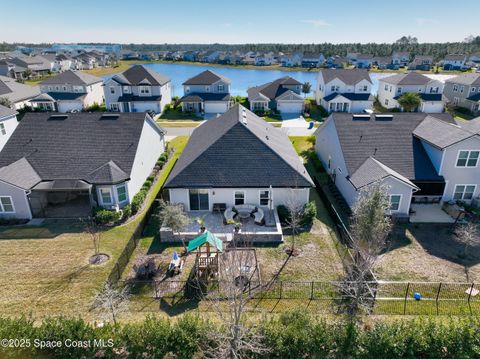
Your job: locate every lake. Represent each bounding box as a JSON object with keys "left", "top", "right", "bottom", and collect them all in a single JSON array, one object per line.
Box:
[{"left": 104, "top": 63, "right": 456, "bottom": 97}]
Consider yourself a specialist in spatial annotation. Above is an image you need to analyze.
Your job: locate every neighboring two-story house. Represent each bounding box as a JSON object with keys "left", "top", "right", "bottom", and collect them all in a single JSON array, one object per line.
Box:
[
  {"left": 32, "top": 70, "right": 104, "bottom": 112},
  {"left": 315, "top": 69, "right": 373, "bottom": 113},
  {"left": 0, "top": 105, "right": 18, "bottom": 152},
  {"left": 0, "top": 112, "right": 165, "bottom": 220},
  {"left": 301, "top": 53, "right": 325, "bottom": 68},
  {"left": 247, "top": 76, "right": 304, "bottom": 116},
  {"left": 391, "top": 52, "right": 410, "bottom": 68},
  {"left": 180, "top": 70, "right": 233, "bottom": 116},
  {"left": 377, "top": 72, "right": 444, "bottom": 113},
  {"left": 442, "top": 54, "right": 468, "bottom": 71},
  {"left": 354, "top": 54, "right": 373, "bottom": 69},
  {"left": 104, "top": 65, "right": 172, "bottom": 114},
  {"left": 280, "top": 52, "right": 303, "bottom": 67},
  {"left": 315, "top": 112, "right": 480, "bottom": 222},
  {"left": 408, "top": 55, "right": 434, "bottom": 71},
  {"left": 443, "top": 73, "right": 480, "bottom": 114}
]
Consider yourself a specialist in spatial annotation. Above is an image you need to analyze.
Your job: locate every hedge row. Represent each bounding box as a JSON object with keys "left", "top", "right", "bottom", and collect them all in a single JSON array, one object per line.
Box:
[{"left": 1, "top": 312, "right": 480, "bottom": 358}]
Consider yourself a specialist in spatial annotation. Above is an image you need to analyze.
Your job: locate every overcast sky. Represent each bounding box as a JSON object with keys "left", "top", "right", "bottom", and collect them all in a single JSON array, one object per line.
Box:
[{"left": 1, "top": 0, "right": 477, "bottom": 44}]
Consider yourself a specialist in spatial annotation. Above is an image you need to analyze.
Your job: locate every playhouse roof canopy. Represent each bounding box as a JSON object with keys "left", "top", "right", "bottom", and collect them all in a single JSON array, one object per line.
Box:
[{"left": 187, "top": 231, "right": 223, "bottom": 252}]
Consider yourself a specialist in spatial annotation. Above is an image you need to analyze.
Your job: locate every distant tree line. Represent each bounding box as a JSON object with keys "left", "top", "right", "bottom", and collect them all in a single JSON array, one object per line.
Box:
[{"left": 2, "top": 35, "right": 479, "bottom": 61}]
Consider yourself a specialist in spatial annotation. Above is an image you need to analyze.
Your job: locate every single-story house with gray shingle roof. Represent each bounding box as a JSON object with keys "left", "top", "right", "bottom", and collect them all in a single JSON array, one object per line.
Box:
[
  {"left": 0, "top": 75, "right": 41, "bottom": 110},
  {"left": 315, "top": 112, "right": 480, "bottom": 222},
  {"left": 0, "top": 112, "right": 165, "bottom": 219},
  {"left": 104, "top": 65, "right": 172, "bottom": 114},
  {"left": 180, "top": 70, "right": 233, "bottom": 116},
  {"left": 35, "top": 70, "right": 104, "bottom": 112},
  {"left": 247, "top": 76, "right": 304, "bottom": 116},
  {"left": 165, "top": 104, "right": 313, "bottom": 211}
]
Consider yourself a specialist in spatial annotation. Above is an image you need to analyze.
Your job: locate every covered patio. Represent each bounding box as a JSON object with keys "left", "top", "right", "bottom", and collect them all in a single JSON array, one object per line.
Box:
[{"left": 28, "top": 180, "right": 93, "bottom": 218}]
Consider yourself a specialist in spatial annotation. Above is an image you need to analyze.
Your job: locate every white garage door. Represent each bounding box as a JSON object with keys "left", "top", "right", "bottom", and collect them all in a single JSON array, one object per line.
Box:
[
  {"left": 277, "top": 101, "right": 303, "bottom": 115},
  {"left": 421, "top": 102, "right": 444, "bottom": 113},
  {"left": 204, "top": 101, "right": 228, "bottom": 114}
]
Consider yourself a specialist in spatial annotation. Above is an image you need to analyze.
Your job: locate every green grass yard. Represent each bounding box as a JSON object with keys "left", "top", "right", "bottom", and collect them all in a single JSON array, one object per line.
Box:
[{"left": 0, "top": 137, "right": 188, "bottom": 319}]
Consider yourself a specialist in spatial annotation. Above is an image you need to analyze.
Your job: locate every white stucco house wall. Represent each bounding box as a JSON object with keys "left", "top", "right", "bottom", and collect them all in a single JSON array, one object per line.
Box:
[{"left": 0, "top": 105, "right": 18, "bottom": 153}]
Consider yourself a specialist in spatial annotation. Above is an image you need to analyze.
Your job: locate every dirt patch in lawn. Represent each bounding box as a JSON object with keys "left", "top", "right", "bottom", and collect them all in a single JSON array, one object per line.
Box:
[{"left": 376, "top": 224, "right": 480, "bottom": 282}]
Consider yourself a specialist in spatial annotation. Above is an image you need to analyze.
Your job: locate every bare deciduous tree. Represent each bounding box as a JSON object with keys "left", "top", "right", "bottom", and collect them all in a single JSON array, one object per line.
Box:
[
  {"left": 196, "top": 240, "right": 267, "bottom": 358},
  {"left": 159, "top": 200, "right": 191, "bottom": 252},
  {"left": 284, "top": 191, "right": 304, "bottom": 256},
  {"left": 455, "top": 221, "right": 479, "bottom": 281},
  {"left": 338, "top": 183, "right": 392, "bottom": 316},
  {"left": 94, "top": 282, "right": 130, "bottom": 327},
  {"left": 83, "top": 218, "right": 102, "bottom": 262}
]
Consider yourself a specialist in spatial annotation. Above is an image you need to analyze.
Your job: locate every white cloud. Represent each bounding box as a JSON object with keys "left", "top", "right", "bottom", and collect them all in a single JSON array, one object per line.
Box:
[
  {"left": 416, "top": 18, "right": 439, "bottom": 26},
  {"left": 301, "top": 19, "right": 331, "bottom": 28}
]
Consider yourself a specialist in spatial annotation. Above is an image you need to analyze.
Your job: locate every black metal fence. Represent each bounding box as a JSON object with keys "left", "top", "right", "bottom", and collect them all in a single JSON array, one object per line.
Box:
[{"left": 121, "top": 279, "right": 480, "bottom": 315}]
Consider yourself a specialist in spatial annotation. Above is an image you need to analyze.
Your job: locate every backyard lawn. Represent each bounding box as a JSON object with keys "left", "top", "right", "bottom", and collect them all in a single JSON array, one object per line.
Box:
[
  {"left": 0, "top": 136, "right": 188, "bottom": 319},
  {"left": 377, "top": 223, "right": 480, "bottom": 283}
]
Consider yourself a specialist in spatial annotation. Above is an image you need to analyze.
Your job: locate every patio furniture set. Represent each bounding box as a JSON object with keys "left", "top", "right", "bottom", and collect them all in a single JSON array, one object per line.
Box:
[{"left": 224, "top": 204, "right": 265, "bottom": 225}]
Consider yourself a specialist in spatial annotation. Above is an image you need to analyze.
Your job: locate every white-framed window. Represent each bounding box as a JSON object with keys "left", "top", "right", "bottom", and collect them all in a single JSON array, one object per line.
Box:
[
  {"left": 185, "top": 86, "right": 190, "bottom": 93},
  {"left": 218, "top": 84, "right": 224, "bottom": 92},
  {"left": 259, "top": 190, "right": 270, "bottom": 206},
  {"left": 330, "top": 85, "right": 339, "bottom": 92},
  {"left": 0, "top": 196, "right": 14, "bottom": 213},
  {"left": 234, "top": 191, "right": 245, "bottom": 206},
  {"left": 205, "top": 86, "right": 210, "bottom": 92},
  {"left": 430, "top": 87, "right": 439, "bottom": 93},
  {"left": 140, "top": 86, "right": 150, "bottom": 94},
  {"left": 460, "top": 86, "right": 465, "bottom": 93},
  {"left": 384, "top": 84, "right": 388, "bottom": 91},
  {"left": 100, "top": 188, "right": 113, "bottom": 205},
  {"left": 385, "top": 99, "right": 389, "bottom": 106},
  {"left": 471, "top": 87, "right": 476, "bottom": 93},
  {"left": 362, "top": 85, "right": 368, "bottom": 91},
  {"left": 418, "top": 87, "right": 422, "bottom": 92},
  {"left": 253, "top": 102, "right": 265, "bottom": 111},
  {"left": 456, "top": 150, "right": 479, "bottom": 167},
  {"left": 109, "top": 86, "right": 115, "bottom": 94},
  {"left": 62, "top": 86, "right": 67, "bottom": 91},
  {"left": 73, "top": 86, "right": 83, "bottom": 93},
  {"left": 116, "top": 184, "right": 127, "bottom": 203},
  {"left": 0, "top": 123, "right": 5, "bottom": 136},
  {"left": 390, "top": 195, "right": 401, "bottom": 211},
  {"left": 110, "top": 103, "right": 119, "bottom": 111},
  {"left": 453, "top": 185, "right": 476, "bottom": 201},
  {"left": 397, "top": 87, "right": 402, "bottom": 93},
  {"left": 123, "top": 86, "right": 130, "bottom": 93},
  {"left": 453, "top": 84, "right": 458, "bottom": 92},
  {"left": 453, "top": 97, "right": 459, "bottom": 105}
]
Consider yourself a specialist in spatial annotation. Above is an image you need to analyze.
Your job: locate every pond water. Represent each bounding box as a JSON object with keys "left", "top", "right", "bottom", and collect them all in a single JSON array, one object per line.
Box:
[{"left": 104, "top": 63, "right": 456, "bottom": 97}]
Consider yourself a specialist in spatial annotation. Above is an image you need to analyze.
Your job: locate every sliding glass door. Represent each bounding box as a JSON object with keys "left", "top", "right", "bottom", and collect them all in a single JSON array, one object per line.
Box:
[{"left": 189, "top": 189, "right": 209, "bottom": 211}]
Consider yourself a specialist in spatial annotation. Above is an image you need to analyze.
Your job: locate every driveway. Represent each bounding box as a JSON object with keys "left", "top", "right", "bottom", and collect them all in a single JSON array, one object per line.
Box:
[
  {"left": 280, "top": 117, "right": 317, "bottom": 136},
  {"left": 163, "top": 126, "right": 197, "bottom": 138}
]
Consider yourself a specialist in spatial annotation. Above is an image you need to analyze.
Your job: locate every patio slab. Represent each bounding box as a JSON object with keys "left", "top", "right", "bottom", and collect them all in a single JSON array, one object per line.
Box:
[
  {"left": 160, "top": 208, "right": 284, "bottom": 243},
  {"left": 410, "top": 204, "right": 456, "bottom": 224}
]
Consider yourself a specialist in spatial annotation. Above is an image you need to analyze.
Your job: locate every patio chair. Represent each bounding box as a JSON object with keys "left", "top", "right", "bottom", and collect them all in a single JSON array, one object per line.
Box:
[{"left": 253, "top": 207, "right": 265, "bottom": 225}]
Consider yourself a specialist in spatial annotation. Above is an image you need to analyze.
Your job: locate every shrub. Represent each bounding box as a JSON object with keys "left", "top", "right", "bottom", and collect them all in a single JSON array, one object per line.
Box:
[
  {"left": 94, "top": 208, "right": 121, "bottom": 225},
  {"left": 147, "top": 175, "right": 155, "bottom": 182},
  {"left": 122, "top": 204, "right": 132, "bottom": 219},
  {"left": 143, "top": 179, "right": 153, "bottom": 190},
  {"left": 159, "top": 152, "right": 168, "bottom": 162},
  {"left": 302, "top": 201, "right": 317, "bottom": 225},
  {"left": 277, "top": 205, "right": 290, "bottom": 223},
  {"left": 156, "top": 158, "right": 166, "bottom": 168},
  {"left": 133, "top": 256, "right": 157, "bottom": 279},
  {"left": 131, "top": 190, "right": 147, "bottom": 214}
]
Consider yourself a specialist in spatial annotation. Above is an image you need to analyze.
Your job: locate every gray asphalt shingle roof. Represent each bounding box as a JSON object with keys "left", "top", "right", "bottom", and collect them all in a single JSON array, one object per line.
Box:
[
  {"left": 320, "top": 69, "right": 372, "bottom": 85},
  {"left": 322, "top": 113, "right": 455, "bottom": 182},
  {"left": 40, "top": 70, "right": 102, "bottom": 86},
  {"left": 380, "top": 72, "right": 433, "bottom": 86},
  {"left": 165, "top": 104, "right": 313, "bottom": 188},
  {"left": 112, "top": 65, "right": 170, "bottom": 86},
  {"left": 182, "top": 70, "right": 231, "bottom": 85},
  {"left": 0, "top": 75, "right": 41, "bottom": 103},
  {"left": 0, "top": 157, "right": 41, "bottom": 190},
  {"left": 445, "top": 73, "right": 480, "bottom": 86},
  {"left": 247, "top": 76, "right": 302, "bottom": 101},
  {"left": 0, "top": 104, "right": 17, "bottom": 120},
  {"left": 0, "top": 112, "right": 153, "bottom": 186}
]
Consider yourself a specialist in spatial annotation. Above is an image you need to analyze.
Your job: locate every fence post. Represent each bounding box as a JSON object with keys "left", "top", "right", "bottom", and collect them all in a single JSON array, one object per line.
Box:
[
  {"left": 403, "top": 282, "right": 410, "bottom": 315},
  {"left": 468, "top": 283, "right": 474, "bottom": 315},
  {"left": 435, "top": 282, "right": 442, "bottom": 315},
  {"left": 310, "top": 281, "right": 314, "bottom": 300}
]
